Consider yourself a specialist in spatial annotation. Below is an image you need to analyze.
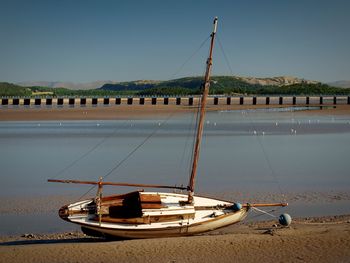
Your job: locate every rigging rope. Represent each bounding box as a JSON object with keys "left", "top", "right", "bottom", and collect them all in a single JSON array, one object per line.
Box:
[
  {"left": 251, "top": 206, "right": 277, "bottom": 218},
  {"left": 173, "top": 36, "right": 210, "bottom": 182},
  {"left": 248, "top": 206, "right": 284, "bottom": 220},
  {"left": 77, "top": 113, "right": 175, "bottom": 200},
  {"left": 215, "top": 32, "right": 288, "bottom": 213},
  {"left": 74, "top": 33, "right": 215, "bottom": 200},
  {"left": 244, "top": 110, "right": 287, "bottom": 203},
  {"left": 51, "top": 120, "right": 129, "bottom": 179},
  {"left": 187, "top": 58, "right": 209, "bottom": 177},
  {"left": 170, "top": 35, "right": 210, "bottom": 79},
  {"left": 179, "top": 103, "right": 196, "bottom": 173},
  {"left": 217, "top": 35, "right": 235, "bottom": 76}
]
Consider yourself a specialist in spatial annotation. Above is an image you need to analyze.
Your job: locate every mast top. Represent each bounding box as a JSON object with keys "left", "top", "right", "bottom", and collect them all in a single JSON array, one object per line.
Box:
[{"left": 213, "top": 17, "right": 218, "bottom": 34}]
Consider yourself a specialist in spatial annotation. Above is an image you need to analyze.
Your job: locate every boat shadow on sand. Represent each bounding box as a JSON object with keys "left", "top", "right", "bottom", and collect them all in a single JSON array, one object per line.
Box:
[
  {"left": 0, "top": 222, "right": 294, "bottom": 246},
  {"left": 0, "top": 236, "right": 123, "bottom": 246}
]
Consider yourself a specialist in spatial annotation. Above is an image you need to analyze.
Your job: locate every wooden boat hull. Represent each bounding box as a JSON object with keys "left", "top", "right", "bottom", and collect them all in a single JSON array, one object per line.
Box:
[
  {"left": 60, "top": 192, "right": 249, "bottom": 239},
  {"left": 80, "top": 208, "right": 248, "bottom": 239}
]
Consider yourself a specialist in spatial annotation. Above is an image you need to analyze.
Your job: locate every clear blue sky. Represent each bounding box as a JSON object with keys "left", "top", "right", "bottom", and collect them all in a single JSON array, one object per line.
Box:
[{"left": 1, "top": 0, "right": 349, "bottom": 83}]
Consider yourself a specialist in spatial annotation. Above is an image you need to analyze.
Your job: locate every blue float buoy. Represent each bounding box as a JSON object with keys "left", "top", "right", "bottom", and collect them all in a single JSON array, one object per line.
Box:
[
  {"left": 279, "top": 213, "right": 292, "bottom": 226},
  {"left": 232, "top": 203, "right": 242, "bottom": 212}
]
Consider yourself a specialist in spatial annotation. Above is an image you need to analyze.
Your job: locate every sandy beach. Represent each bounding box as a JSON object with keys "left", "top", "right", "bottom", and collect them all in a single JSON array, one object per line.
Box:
[
  {"left": 1, "top": 104, "right": 350, "bottom": 262},
  {"left": 1, "top": 215, "right": 350, "bottom": 263},
  {"left": 1, "top": 104, "right": 350, "bottom": 121}
]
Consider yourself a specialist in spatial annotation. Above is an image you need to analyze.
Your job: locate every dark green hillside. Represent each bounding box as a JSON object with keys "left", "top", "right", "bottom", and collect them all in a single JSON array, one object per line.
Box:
[
  {"left": 100, "top": 82, "right": 155, "bottom": 91},
  {"left": 0, "top": 82, "right": 32, "bottom": 96},
  {"left": 2, "top": 77, "right": 350, "bottom": 97},
  {"left": 0, "top": 82, "right": 132, "bottom": 97},
  {"left": 102, "top": 76, "right": 260, "bottom": 96},
  {"left": 134, "top": 77, "right": 350, "bottom": 96},
  {"left": 254, "top": 83, "right": 350, "bottom": 95}
]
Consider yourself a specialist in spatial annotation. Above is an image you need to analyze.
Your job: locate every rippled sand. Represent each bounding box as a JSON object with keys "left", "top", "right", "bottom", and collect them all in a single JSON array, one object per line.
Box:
[{"left": 1, "top": 215, "right": 349, "bottom": 263}]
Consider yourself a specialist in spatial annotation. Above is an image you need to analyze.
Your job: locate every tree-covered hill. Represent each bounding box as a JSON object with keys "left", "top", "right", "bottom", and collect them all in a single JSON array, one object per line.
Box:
[
  {"left": 0, "top": 82, "right": 32, "bottom": 97},
  {"left": 0, "top": 82, "right": 132, "bottom": 97},
  {"left": 100, "top": 76, "right": 350, "bottom": 96},
  {"left": 2, "top": 76, "right": 350, "bottom": 97}
]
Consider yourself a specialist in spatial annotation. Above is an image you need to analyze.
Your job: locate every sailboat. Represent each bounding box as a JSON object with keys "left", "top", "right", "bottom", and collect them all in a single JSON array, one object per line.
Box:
[{"left": 48, "top": 17, "right": 288, "bottom": 239}]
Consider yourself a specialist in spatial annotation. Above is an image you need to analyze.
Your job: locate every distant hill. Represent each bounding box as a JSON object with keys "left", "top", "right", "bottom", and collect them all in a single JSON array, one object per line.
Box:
[
  {"left": 98, "top": 76, "right": 349, "bottom": 96},
  {"left": 236, "top": 75, "right": 319, "bottom": 86},
  {"left": 16, "top": 76, "right": 321, "bottom": 92},
  {"left": 16, "top": 81, "right": 119, "bottom": 90},
  {"left": 99, "top": 76, "right": 319, "bottom": 92},
  {"left": 100, "top": 80, "right": 160, "bottom": 91},
  {"left": 327, "top": 80, "right": 350, "bottom": 89},
  {"left": 0, "top": 82, "right": 32, "bottom": 97},
  {"left": 0, "top": 82, "right": 124, "bottom": 97},
  {"left": 2, "top": 76, "right": 350, "bottom": 97}
]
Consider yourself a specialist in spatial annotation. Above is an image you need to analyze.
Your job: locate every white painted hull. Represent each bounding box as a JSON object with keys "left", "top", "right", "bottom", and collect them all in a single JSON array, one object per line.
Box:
[
  {"left": 82, "top": 209, "right": 248, "bottom": 239},
  {"left": 60, "top": 192, "right": 249, "bottom": 239}
]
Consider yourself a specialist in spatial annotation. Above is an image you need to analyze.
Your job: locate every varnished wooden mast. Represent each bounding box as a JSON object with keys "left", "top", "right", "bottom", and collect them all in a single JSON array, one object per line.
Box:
[{"left": 187, "top": 17, "right": 218, "bottom": 203}]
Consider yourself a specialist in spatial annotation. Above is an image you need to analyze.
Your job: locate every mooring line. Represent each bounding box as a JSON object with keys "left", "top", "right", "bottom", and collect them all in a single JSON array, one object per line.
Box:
[{"left": 52, "top": 120, "right": 129, "bottom": 180}]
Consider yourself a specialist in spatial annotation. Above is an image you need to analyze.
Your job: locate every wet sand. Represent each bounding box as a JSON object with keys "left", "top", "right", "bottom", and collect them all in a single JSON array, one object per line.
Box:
[
  {"left": 1, "top": 215, "right": 350, "bottom": 263},
  {"left": 1, "top": 104, "right": 350, "bottom": 121},
  {"left": 1, "top": 192, "right": 349, "bottom": 263}
]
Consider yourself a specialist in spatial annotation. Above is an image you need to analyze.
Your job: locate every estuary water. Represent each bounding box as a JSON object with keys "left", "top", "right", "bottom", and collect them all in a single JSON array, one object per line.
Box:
[{"left": 1, "top": 108, "right": 350, "bottom": 235}]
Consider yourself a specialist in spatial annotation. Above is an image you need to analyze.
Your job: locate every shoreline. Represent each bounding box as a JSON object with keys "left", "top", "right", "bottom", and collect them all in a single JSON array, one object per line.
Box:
[
  {"left": 1, "top": 214, "right": 349, "bottom": 263},
  {"left": 1, "top": 104, "right": 350, "bottom": 121}
]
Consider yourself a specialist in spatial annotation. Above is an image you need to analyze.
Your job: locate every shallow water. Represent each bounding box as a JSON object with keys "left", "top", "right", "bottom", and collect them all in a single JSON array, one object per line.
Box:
[{"left": 1, "top": 108, "right": 350, "bottom": 234}]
